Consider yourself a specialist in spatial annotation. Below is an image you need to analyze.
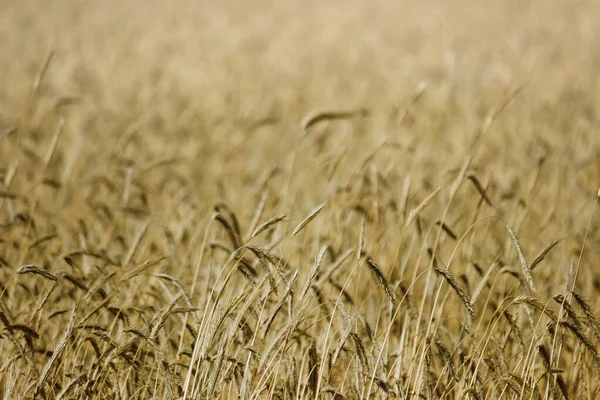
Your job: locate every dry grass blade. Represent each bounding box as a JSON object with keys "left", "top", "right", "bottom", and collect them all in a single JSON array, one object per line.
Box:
[
  {"left": 365, "top": 257, "right": 396, "bottom": 306},
  {"left": 507, "top": 227, "right": 537, "bottom": 294},
  {"left": 301, "top": 108, "right": 369, "bottom": 131},
  {"left": 291, "top": 202, "right": 325, "bottom": 236}
]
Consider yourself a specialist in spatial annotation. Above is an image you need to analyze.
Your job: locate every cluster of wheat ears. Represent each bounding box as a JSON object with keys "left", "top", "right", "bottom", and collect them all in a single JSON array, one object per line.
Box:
[{"left": 1, "top": 0, "right": 600, "bottom": 399}]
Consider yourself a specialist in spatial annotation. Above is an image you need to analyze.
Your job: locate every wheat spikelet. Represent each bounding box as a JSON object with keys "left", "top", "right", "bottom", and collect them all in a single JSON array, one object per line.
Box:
[
  {"left": 34, "top": 305, "right": 77, "bottom": 396},
  {"left": 264, "top": 269, "right": 298, "bottom": 334},
  {"left": 155, "top": 274, "right": 193, "bottom": 306},
  {"left": 350, "top": 332, "right": 370, "bottom": 373},
  {"left": 301, "top": 108, "right": 369, "bottom": 132},
  {"left": 470, "top": 261, "right": 497, "bottom": 306},
  {"left": 467, "top": 175, "right": 492, "bottom": 206},
  {"left": 247, "top": 190, "right": 268, "bottom": 238},
  {"left": 245, "top": 244, "right": 289, "bottom": 285},
  {"left": 323, "top": 386, "right": 345, "bottom": 400},
  {"left": 560, "top": 320, "right": 600, "bottom": 367},
  {"left": 307, "top": 342, "right": 319, "bottom": 396},
  {"left": 121, "top": 220, "right": 150, "bottom": 267},
  {"left": 512, "top": 295, "right": 557, "bottom": 321},
  {"left": 151, "top": 306, "right": 198, "bottom": 340},
  {"left": 214, "top": 211, "right": 242, "bottom": 249},
  {"left": 27, "top": 234, "right": 58, "bottom": 252},
  {"left": 0, "top": 191, "right": 18, "bottom": 199},
  {"left": 530, "top": 240, "right": 560, "bottom": 271},
  {"left": 331, "top": 323, "right": 353, "bottom": 366},
  {"left": 553, "top": 295, "right": 584, "bottom": 331},
  {"left": 572, "top": 291, "right": 600, "bottom": 343},
  {"left": 215, "top": 203, "right": 242, "bottom": 245},
  {"left": 17, "top": 264, "right": 58, "bottom": 281},
  {"left": 120, "top": 257, "right": 166, "bottom": 282},
  {"left": 434, "top": 267, "right": 474, "bottom": 316},
  {"left": 251, "top": 214, "right": 287, "bottom": 239},
  {"left": 436, "top": 340, "right": 458, "bottom": 382},
  {"left": 292, "top": 202, "right": 325, "bottom": 236},
  {"left": 502, "top": 373, "right": 542, "bottom": 400},
  {"left": 314, "top": 249, "right": 353, "bottom": 290},
  {"left": 405, "top": 186, "right": 441, "bottom": 230},
  {"left": 435, "top": 220, "right": 458, "bottom": 240},
  {"left": 63, "top": 249, "right": 119, "bottom": 266},
  {"left": 61, "top": 273, "right": 89, "bottom": 293},
  {"left": 0, "top": 4, "right": 597, "bottom": 399},
  {"left": 365, "top": 257, "right": 396, "bottom": 306},
  {"left": 537, "top": 345, "right": 568, "bottom": 399},
  {"left": 34, "top": 280, "right": 59, "bottom": 314},
  {"left": 507, "top": 227, "right": 537, "bottom": 294},
  {"left": 77, "top": 296, "right": 113, "bottom": 327},
  {"left": 357, "top": 216, "right": 365, "bottom": 261},
  {"left": 300, "top": 245, "right": 328, "bottom": 300}
]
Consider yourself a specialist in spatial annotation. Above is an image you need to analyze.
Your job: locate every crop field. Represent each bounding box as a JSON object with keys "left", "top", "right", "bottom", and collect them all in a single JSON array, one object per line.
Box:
[{"left": 1, "top": 0, "right": 600, "bottom": 398}]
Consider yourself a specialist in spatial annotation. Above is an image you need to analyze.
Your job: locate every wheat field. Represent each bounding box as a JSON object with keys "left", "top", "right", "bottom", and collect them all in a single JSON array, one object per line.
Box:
[{"left": 1, "top": 0, "right": 600, "bottom": 398}]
